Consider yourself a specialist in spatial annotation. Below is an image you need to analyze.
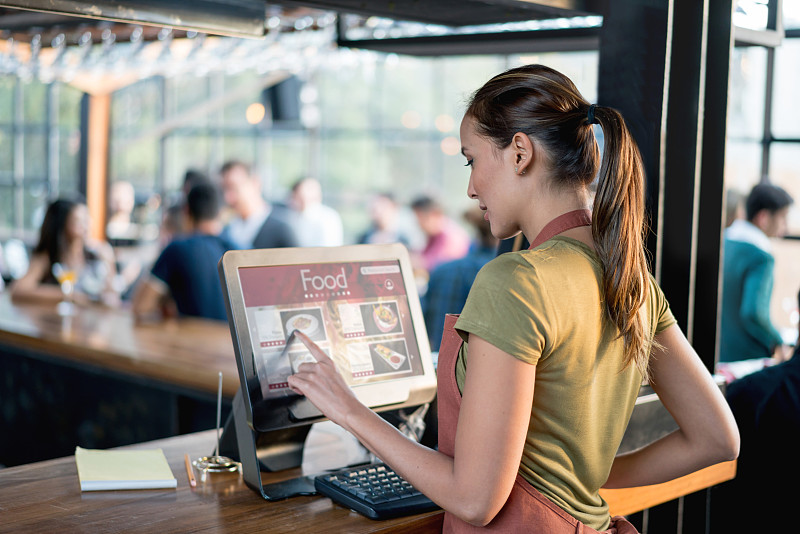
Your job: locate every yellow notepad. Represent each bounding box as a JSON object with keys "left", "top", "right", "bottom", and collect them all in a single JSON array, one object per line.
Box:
[{"left": 75, "top": 446, "right": 178, "bottom": 491}]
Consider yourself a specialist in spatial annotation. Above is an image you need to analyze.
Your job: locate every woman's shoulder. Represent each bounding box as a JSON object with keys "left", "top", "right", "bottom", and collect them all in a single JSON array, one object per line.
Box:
[
  {"left": 478, "top": 250, "right": 532, "bottom": 277},
  {"left": 509, "top": 238, "right": 599, "bottom": 276},
  {"left": 470, "top": 251, "right": 546, "bottom": 297}
]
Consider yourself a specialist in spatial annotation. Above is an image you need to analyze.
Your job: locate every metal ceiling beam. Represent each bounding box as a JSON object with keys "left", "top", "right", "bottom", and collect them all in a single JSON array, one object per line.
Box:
[
  {"left": 336, "top": 27, "right": 600, "bottom": 56},
  {"left": 0, "top": 1, "right": 268, "bottom": 38},
  {"left": 280, "top": 0, "right": 605, "bottom": 26}
]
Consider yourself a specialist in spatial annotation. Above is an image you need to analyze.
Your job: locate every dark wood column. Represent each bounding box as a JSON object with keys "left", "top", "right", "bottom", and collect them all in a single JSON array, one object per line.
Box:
[
  {"left": 597, "top": 0, "right": 670, "bottom": 271},
  {"left": 599, "top": 0, "right": 734, "bottom": 370},
  {"left": 694, "top": 1, "right": 735, "bottom": 369},
  {"left": 598, "top": 2, "right": 735, "bottom": 532}
]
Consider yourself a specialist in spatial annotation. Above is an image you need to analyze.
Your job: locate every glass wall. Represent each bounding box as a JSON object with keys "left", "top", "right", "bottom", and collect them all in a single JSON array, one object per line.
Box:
[
  {"left": 0, "top": 78, "right": 82, "bottom": 242},
  {"left": 769, "top": 37, "right": 800, "bottom": 232},
  {"left": 723, "top": 27, "right": 800, "bottom": 351},
  {"left": 104, "top": 49, "right": 600, "bottom": 244},
  {"left": 0, "top": 29, "right": 791, "bottom": 246}
]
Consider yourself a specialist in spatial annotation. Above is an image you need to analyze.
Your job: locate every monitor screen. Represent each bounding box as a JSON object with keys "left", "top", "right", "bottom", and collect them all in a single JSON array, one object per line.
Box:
[{"left": 219, "top": 244, "right": 437, "bottom": 434}]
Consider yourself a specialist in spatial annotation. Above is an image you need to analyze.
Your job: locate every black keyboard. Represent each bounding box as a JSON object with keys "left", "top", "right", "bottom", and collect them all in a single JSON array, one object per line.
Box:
[{"left": 314, "top": 462, "right": 440, "bottom": 520}]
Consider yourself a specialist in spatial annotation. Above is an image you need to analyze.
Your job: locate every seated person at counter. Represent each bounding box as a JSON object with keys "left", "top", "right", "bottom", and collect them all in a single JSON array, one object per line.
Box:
[
  {"left": 357, "top": 192, "right": 413, "bottom": 247},
  {"left": 712, "top": 288, "right": 800, "bottom": 533},
  {"left": 422, "top": 205, "right": 497, "bottom": 351},
  {"left": 410, "top": 194, "right": 470, "bottom": 273},
  {"left": 288, "top": 176, "right": 344, "bottom": 247},
  {"left": 132, "top": 183, "right": 234, "bottom": 322},
  {"left": 10, "top": 197, "right": 119, "bottom": 306},
  {"left": 218, "top": 160, "right": 299, "bottom": 250},
  {"left": 719, "top": 183, "right": 794, "bottom": 375}
]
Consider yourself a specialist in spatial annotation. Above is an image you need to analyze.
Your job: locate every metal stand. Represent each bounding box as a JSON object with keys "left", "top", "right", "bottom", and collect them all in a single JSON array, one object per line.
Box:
[{"left": 218, "top": 389, "right": 316, "bottom": 500}]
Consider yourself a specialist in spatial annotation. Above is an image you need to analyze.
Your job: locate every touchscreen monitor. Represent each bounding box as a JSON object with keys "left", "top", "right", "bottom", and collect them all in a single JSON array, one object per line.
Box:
[{"left": 219, "top": 244, "right": 437, "bottom": 434}]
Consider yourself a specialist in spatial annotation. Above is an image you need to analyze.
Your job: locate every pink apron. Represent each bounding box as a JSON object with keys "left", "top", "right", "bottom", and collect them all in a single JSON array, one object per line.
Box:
[{"left": 436, "top": 210, "right": 638, "bottom": 533}]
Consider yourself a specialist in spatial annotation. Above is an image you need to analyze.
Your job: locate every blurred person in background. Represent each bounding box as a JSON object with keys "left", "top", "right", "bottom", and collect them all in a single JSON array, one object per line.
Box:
[
  {"left": 182, "top": 168, "right": 211, "bottom": 198},
  {"left": 711, "top": 287, "right": 800, "bottom": 533},
  {"left": 423, "top": 205, "right": 498, "bottom": 351},
  {"left": 159, "top": 202, "right": 186, "bottom": 248},
  {"left": 10, "top": 197, "right": 119, "bottom": 306},
  {"left": 411, "top": 194, "right": 470, "bottom": 273},
  {"left": 218, "top": 160, "right": 299, "bottom": 250},
  {"left": 289, "top": 176, "right": 343, "bottom": 247},
  {"left": 0, "top": 242, "right": 6, "bottom": 291},
  {"left": 719, "top": 183, "right": 794, "bottom": 380},
  {"left": 132, "top": 183, "right": 234, "bottom": 322},
  {"left": 106, "top": 181, "right": 138, "bottom": 243},
  {"left": 725, "top": 188, "right": 745, "bottom": 229},
  {"left": 154, "top": 169, "right": 212, "bottom": 246},
  {"left": 358, "top": 192, "right": 413, "bottom": 247}
]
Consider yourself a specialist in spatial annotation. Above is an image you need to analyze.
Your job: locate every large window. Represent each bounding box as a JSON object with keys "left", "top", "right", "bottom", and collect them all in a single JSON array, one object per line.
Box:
[
  {"left": 0, "top": 78, "right": 82, "bottom": 242},
  {"left": 769, "top": 37, "right": 800, "bottom": 232},
  {"left": 725, "top": 7, "right": 800, "bottom": 341},
  {"left": 105, "top": 49, "right": 599, "bottom": 244},
  {"left": 726, "top": 3, "right": 800, "bottom": 236}
]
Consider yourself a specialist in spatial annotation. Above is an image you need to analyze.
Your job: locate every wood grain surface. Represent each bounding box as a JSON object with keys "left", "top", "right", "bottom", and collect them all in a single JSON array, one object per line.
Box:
[
  {"left": 0, "top": 293, "right": 240, "bottom": 397},
  {"left": 0, "top": 430, "right": 444, "bottom": 534}
]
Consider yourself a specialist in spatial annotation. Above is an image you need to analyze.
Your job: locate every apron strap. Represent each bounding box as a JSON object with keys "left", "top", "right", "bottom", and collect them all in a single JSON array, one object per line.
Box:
[{"left": 529, "top": 209, "right": 592, "bottom": 249}]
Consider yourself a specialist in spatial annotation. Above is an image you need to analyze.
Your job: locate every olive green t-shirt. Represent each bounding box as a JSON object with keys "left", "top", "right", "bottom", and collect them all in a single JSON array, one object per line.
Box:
[{"left": 454, "top": 237, "right": 676, "bottom": 531}]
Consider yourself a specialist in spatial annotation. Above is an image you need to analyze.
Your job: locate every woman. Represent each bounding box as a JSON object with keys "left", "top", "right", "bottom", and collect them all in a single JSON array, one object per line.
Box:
[
  {"left": 11, "top": 198, "right": 119, "bottom": 306},
  {"left": 288, "top": 65, "right": 739, "bottom": 532}
]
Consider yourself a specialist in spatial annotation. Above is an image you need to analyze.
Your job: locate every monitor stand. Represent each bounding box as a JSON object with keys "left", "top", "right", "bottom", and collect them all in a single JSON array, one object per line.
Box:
[{"left": 218, "top": 389, "right": 317, "bottom": 500}]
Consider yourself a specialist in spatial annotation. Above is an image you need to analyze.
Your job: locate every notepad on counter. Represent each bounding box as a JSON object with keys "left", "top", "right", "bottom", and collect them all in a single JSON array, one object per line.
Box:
[{"left": 75, "top": 446, "right": 178, "bottom": 491}]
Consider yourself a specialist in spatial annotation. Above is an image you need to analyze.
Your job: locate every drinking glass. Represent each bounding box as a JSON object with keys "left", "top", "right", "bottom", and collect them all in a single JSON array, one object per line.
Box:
[{"left": 52, "top": 263, "right": 77, "bottom": 316}]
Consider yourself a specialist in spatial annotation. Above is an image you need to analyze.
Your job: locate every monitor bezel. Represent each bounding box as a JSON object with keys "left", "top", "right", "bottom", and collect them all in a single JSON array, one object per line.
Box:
[{"left": 218, "top": 243, "right": 437, "bottom": 433}]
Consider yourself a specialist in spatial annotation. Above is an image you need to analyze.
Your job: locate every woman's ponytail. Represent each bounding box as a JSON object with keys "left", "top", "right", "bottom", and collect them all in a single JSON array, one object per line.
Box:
[{"left": 590, "top": 105, "right": 652, "bottom": 380}]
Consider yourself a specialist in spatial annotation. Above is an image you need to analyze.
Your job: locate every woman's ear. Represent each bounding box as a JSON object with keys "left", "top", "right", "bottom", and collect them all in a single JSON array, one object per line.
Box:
[{"left": 511, "top": 132, "right": 534, "bottom": 175}]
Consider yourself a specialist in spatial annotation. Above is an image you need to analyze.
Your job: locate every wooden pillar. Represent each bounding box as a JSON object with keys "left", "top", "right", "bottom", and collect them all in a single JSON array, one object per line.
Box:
[
  {"left": 74, "top": 74, "right": 137, "bottom": 243},
  {"left": 81, "top": 92, "right": 111, "bottom": 242}
]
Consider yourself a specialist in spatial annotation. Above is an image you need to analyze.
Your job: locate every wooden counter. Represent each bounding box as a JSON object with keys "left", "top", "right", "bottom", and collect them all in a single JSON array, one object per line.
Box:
[
  {"left": 0, "top": 430, "right": 444, "bottom": 534},
  {"left": 0, "top": 429, "right": 735, "bottom": 533},
  {"left": 0, "top": 293, "right": 738, "bottom": 529},
  {"left": 0, "top": 293, "right": 240, "bottom": 466},
  {"left": 0, "top": 292, "right": 240, "bottom": 397}
]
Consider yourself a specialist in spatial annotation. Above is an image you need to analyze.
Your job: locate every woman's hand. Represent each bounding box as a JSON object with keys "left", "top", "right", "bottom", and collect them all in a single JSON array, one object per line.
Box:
[{"left": 286, "top": 331, "right": 366, "bottom": 430}]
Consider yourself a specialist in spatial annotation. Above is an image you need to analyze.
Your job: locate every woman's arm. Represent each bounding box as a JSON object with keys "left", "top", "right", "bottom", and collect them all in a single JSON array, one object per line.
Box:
[
  {"left": 603, "top": 324, "right": 740, "bottom": 489},
  {"left": 131, "top": 276, "right": 171, "bottom": 323},
  {"left": 288, "top": 331, "right": 536, "bottom": 526},
  {"left": 9, "top": 253, "right": 65, "bottom": 303}
]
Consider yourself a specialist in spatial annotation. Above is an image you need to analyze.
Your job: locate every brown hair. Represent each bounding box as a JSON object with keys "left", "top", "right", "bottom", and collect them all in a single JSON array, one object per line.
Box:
[{"left": 465, "top": 64, "right": 652, "bottom": 379}]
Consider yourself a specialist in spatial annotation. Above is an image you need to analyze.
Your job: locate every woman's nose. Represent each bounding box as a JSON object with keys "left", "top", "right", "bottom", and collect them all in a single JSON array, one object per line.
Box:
[{"left": 467, "top": 178, "right": 477, "bottom": 199}]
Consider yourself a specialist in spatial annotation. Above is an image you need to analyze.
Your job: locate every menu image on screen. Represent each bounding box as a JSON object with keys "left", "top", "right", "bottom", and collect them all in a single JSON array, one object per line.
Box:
[{"left": 239, "top": 260, "right": 425, "bottom": 402}]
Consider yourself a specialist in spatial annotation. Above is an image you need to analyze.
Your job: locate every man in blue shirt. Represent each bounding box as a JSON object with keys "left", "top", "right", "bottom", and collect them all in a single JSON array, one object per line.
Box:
[
  {"left": 132, "top": 183, "right": 234, "bottom": 322},
  {"left": 719, "top": 183, "right": 793, "bottom": 367}
]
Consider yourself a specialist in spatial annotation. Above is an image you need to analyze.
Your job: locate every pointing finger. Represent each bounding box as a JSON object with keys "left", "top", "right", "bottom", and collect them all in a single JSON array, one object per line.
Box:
[{"left": 294, "top": 330, "right": 333, "bottom": 364}]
